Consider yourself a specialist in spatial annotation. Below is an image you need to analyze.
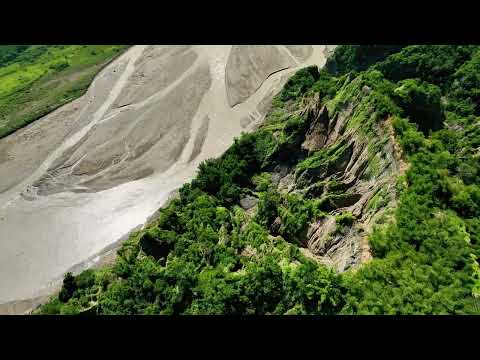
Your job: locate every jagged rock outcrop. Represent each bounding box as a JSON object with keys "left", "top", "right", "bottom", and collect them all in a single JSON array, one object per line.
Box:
[
  {"left": 270, "top": 217, "right": 283, "bottom": 236},
  {"left": 301, "top": 97, "right": 330, "bottom": 154},
  {"left": 239, "top": 195, "right": 258, "bottom": 210},
  {"left": 304, "top": 215, "right": 363, "bottom": 271},
  {"left": 270, "top": 76, "right": 403, "bottom": 272}
]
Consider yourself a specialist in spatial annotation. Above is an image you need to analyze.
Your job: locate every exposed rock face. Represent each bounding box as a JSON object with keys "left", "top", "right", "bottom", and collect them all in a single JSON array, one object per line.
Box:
[
  {"left": 271, "top": 164, "right": 291, "bottom": 185},
  {"left": 270, "top": 217, "right": 283, "bottom": 236},
  {"left": 302, "top": 97, "right": 330, "bottom": 154},
  {"left": 304, "top": 215, "right": 363, "bottom": 272},
  {"left": 240, "top": 195, "right": 258, "bottom": 210},
  {"left": 274, "top": 76, "right": 402, "bottom": 272},
  {"left": 307, "top": 215, "right": 337, "bottom": 254}
]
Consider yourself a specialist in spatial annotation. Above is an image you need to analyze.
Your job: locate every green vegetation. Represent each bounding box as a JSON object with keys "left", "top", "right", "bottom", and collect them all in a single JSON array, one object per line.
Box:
[
  {"left": 335, "top": 212, "right": 355, "bottom": 227},
  {"left": 393, "top": 79, "right": 443, "bottom": 133},
  {"left": 450, "top": 50, "right": 480, "bottom": 116},
  {"left": 347, "top": 129, "right": 479, "bottom": 313},
  {"left": 326, "top": 45, "right": 406, "bottom": 75},
  {"left": 374, "top": 45, "right": 478, "bottom": 87},
  {"left": 0, "top": 46, "right": 30, "bottom": 67},
  {"left": 274, "top": 65, "right": 342, "bottom": 110},
  {"left": 0, "top": 45, "right": 129, "bottom": 138},
  {"left": 37, "top": 45, "right": 480, "bottom": 315}
]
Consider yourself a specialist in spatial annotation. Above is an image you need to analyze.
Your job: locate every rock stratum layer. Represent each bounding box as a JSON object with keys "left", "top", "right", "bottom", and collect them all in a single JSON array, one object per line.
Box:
[
  {"left": 0, "top": 45, "right": 332, "bottom": 307},
  {"left": 291, "top": 85, "right": 402, "bottom": 271},
  {"left": 237, "top": 74, "right": 403, "bottom": 274}
]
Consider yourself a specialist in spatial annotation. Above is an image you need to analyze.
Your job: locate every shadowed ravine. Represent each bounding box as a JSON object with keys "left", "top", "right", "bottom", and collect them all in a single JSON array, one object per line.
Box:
[{"left": 0, "top": 45, "right": 335, "bottom": 310}]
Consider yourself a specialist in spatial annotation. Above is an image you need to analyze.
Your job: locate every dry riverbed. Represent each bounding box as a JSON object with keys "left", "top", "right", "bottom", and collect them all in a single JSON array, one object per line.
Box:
[{"left": 0, "top": 45, "right": 334, "bottom": 313}]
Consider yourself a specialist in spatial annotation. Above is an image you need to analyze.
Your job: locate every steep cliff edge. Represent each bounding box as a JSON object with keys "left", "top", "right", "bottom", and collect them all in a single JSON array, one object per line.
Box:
[
  {"left": 36, "top": 46, "right": 480, "bottom": 315},
  {"left": 263, "top": 74, "right": 404, "bottom": 272}
]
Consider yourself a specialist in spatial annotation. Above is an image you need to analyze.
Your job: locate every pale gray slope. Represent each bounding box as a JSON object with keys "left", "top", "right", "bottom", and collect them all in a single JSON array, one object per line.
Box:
[
  {"left": 225, "top": 45, "right": 296, "bottom": 107},
  {"left": 0, "top": 45, "right": 334, "bottom": 307}
]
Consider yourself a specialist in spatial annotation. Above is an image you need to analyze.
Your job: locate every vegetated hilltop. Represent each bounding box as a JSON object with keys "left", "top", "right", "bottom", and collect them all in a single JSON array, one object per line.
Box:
[
  {"left": 0, "top": 45, "right": 129, "bottom": 139},
  {"left": 38, "top": 45, "right": 480, "bottom": 315}
]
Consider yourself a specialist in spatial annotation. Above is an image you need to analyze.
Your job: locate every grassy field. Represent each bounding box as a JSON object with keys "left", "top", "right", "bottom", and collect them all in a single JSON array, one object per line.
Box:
[{"left": 0, "top": 45, "right": 130, "bottom": 139}]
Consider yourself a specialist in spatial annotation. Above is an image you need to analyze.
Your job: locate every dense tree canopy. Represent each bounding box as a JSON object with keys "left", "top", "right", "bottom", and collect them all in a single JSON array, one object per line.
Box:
[{"left": 37, "top": 45, "right": 480, "bottom": 315}]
